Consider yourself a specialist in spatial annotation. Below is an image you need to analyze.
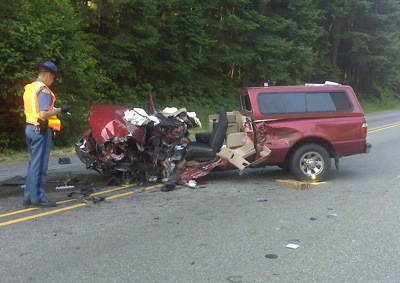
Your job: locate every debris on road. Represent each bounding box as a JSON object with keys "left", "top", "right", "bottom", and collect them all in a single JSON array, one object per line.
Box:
[
  {"left": 326, "top": 213, "right": 338, "bottom": 219},
  {"left": 286, "top": 243, "right": 300, "bottom": 249},
  {"left": 187, "top": 180, "right": 197, "bottom": 188},
  {"left": 58, "top": 157, "right": 71, "bottom": 164},
  {"left": 161, "top": 183, "right": 176, "bottom": 192},
  {"left": 275, "top": 179, "right": 310, "bottom": 190},
  {"left": 56, "top": 185, "right": 75, "bottom": 190},
  {"left": 51, "top": 176, "right": 89, "bottom": 189},
  {"left": 256, "top": 197, "right": 268, "bottom": 202},
  {"left": 83, "top": 196, "right": 105, "bottom": 204},
  {"left": 68, "top": 188, "right": 94, "bottom": 198},
  {"left": 265, "top": 254, "right": 279, "bottom": 259}
]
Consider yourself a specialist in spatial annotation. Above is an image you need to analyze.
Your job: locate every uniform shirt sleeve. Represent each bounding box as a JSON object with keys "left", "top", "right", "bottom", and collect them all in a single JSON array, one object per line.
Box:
[{"left": 37, "top": 87, "right": 53, "bottom": 111}]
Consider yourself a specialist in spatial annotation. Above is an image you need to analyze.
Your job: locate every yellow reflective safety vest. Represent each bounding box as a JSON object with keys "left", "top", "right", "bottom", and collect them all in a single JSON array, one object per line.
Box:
[{"left": 23, "top": 81, "right": 61, "bottom": 131}]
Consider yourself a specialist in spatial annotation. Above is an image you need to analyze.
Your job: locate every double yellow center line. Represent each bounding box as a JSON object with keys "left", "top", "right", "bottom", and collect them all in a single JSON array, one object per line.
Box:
[
  {"left": 368, "top": 121, "right": 400, "bottom": 133},
  {"left": 0, "top": 183, "right": 163, "bottom": 227}
]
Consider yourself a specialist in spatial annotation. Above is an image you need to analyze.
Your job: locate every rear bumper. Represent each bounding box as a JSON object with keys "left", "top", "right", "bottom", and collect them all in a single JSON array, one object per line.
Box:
[{"left": 365, "top": 143, "right": 372, "bottom": 153}]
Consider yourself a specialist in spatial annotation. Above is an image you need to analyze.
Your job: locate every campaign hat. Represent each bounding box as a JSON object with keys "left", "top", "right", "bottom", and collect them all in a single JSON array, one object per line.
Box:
[{"left": 36, "top": 61, "right": 61, "bottom": 78}]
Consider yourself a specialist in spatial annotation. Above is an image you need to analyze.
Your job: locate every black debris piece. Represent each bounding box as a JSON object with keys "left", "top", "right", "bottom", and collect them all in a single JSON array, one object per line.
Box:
[
  {"left": 83, "top": 196, "right": 105, "bottom": 204},
  {"left": 161, "top": 183, "right": 175, "bottom": 192},
  {"left": 265, "top": 254, "right": 279, "bottom": 259},
  {"left": 68, "top": 188, "right": 94, "bottom": 198},
  {"left": 58, "top": 157, "right": 71, "bottom": 164}
]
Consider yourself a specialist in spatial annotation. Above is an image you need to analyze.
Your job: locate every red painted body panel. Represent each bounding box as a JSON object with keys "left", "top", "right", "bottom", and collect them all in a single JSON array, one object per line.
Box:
[
  {"left": 240, "top": 85, "right": 368, "bottom": 164},
  {"left": 254, "top": 116, "right": 367, "bottom": 163},
  {"left": 89, "top": 105, "right": 145, "bottom": 145}
]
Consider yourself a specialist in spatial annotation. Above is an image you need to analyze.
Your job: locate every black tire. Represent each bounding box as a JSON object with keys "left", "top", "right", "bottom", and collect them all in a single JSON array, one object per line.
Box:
[{"left": 290, "top": 143, "right": 331, "bottom": 182}]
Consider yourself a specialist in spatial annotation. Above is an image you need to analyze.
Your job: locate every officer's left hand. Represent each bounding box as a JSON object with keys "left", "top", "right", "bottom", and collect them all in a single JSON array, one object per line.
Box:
[{"left": 61, "top": 104, "right": 71, "bottom": 113}]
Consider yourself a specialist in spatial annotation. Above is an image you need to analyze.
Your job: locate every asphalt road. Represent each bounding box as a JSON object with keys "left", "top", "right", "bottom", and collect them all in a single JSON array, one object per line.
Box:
[
  {"left": 0, "top": 154, "right": 87, "bottom": 183},
  {"left": 0, "top": 111, "right": 400, "bottom": 282}
]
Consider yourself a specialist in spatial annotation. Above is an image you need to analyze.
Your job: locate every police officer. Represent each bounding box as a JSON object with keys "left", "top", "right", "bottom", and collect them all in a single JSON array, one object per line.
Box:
[{"left": 23, "top": 61, "right": 71, "bottom": 208}]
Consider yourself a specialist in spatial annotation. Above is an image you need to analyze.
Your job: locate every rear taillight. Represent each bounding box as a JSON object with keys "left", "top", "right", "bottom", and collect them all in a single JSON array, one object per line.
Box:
[{"left": 361, "top": 122, "right": 368, "bottom": 139}]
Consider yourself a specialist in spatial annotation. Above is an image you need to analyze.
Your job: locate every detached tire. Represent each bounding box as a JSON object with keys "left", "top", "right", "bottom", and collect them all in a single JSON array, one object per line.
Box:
[{"left": 290, "top": 143, "right": 331, "bottom": 182}]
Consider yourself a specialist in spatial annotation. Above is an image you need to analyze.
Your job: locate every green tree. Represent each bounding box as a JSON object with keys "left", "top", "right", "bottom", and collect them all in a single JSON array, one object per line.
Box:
[
  {"left": 0, "top": 0, "right": 108, "bottom": 149},
  {"left": 319, "top": 0, "right": 400, "bottom": 100}
]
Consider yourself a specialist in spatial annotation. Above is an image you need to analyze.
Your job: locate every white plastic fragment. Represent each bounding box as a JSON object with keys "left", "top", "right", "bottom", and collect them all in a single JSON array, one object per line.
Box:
[
  {"left": 159, "top": 107, "right": 202, "bottom": 128},
  {"left": 187, "top": 111, "right": 202, "bottom": 128},
  {"left": 286, "top": 243, "right": 300, "bottom": 249},
  {"left": 188, "top": 180, "right": 197, "bottom": 188},
  {"left": 124, "top": 108, "right": 160, "bottom": 126},
  {"left": 56, "top": 185, "right": 75, "bottom": 190},
  {"left": 162, "top": 107, "right": 179, "bottom": 115},
  {"left": 161, "top": 107, "right": 187, "bottom": 117}
]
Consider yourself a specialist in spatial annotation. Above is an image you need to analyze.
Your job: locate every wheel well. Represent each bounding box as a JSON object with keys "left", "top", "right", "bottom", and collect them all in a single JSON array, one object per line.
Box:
[{"left": 284, "top": 138, "right": 335, "bottom": 163}]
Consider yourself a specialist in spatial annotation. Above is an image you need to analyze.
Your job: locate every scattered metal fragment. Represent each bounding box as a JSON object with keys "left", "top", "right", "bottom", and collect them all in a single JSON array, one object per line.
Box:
[
  {"left": 83, "top": 196, "right": 105, "bottom": 204},
  {"left": 52, "top": 176, "right": 89, "bottom": 187},
  {"left": 326, "top": 213, "right": 338, "bottom": 219},
  {"left": 257, "top": 198, "right": 268, "bottom": 202},
  {"left": 68, "top": 188, "right": 94, "bottom": 198}
]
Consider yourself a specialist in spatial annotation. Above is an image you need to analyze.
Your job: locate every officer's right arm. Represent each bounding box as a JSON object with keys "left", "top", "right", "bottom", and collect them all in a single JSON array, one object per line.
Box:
[{"left": 38, "top": 88, "right": 62, "bottom": 119}]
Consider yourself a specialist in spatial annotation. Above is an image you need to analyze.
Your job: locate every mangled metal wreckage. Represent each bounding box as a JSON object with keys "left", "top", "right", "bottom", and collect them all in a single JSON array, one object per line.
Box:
[{"left": 75, "top": 101, "right": 271, "bottom": 187}]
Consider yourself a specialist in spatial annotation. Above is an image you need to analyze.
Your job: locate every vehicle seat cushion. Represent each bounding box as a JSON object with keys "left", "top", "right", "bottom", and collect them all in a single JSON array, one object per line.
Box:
[
  {"left": 209, "top": 108, "right": 228, "bottom": 152},
  {"left": 184, "top": 142, "right": 216, "bottom": 162},
  {"left": 185, "top": 108, "right": 228, "bottom": 162},
  {"left": 195, "top": 132, "right": 211, "bottom": 144}
]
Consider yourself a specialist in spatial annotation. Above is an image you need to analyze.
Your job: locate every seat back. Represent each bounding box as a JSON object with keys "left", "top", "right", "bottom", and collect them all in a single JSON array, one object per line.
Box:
[{"left": 208, "top": 108, "right": 228, "bottom": 152}]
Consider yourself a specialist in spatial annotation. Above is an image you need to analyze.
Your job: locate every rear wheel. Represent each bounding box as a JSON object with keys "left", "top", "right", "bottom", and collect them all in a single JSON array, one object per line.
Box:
[{"left": 290, "top": 143, "right": 331, "bottom": 182}]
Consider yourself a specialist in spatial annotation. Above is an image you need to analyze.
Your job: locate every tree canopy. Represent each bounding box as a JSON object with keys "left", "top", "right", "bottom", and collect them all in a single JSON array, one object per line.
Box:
[{"left": 1, "top": 0, "right": 399, "bottom": 150}]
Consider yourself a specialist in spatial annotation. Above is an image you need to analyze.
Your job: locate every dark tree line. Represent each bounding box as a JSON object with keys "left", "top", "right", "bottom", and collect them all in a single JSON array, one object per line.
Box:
[{"left": 1, "top": 0, "right": 399, "bottom": 150}]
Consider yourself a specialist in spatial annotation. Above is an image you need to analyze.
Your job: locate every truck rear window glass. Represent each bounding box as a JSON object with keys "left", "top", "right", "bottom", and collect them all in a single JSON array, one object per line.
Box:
[{"left": 258, "top": 91, "right": 352, "bottom": 114}]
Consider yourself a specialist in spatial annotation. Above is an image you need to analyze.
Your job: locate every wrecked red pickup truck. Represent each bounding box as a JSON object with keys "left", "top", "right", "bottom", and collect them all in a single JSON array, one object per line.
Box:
[{"left": 76, "top": 81, "right": 371, "bottom": 185}]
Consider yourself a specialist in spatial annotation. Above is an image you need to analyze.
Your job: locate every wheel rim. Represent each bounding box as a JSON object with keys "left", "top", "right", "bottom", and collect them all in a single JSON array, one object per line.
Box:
[{"left": 299, "top": 151, "right": 324, "bottom": 176}]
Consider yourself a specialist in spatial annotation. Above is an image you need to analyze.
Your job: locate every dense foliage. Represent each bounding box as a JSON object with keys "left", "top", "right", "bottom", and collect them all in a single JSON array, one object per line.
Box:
[{"left": 1, "top": 0, "right": 399, "bottom": 151}]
